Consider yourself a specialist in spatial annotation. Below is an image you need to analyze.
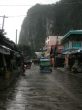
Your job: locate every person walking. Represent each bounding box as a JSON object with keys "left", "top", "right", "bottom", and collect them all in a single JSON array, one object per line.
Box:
[{"left": 50, "top": 45, "right": 55, "bottom": 67}]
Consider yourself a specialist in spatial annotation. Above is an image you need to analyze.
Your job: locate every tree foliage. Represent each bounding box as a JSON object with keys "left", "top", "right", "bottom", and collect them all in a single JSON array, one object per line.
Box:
[{"left": 17, "top": 44, "right": 33, "bottom": 57}]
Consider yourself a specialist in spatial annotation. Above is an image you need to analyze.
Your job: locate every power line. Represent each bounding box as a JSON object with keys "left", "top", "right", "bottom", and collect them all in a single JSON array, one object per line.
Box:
[
  {"left": 0, "top": 5, "right": 33, "bottom": 6},
  {"left": 0, "top": 15, "right": 26, "bottom": 18},
  {"left": 8, "top": 15, "right": 26, "bottom": 18},
  {"left": 0, "top": 2, "right": 82, "bottom": 6}
]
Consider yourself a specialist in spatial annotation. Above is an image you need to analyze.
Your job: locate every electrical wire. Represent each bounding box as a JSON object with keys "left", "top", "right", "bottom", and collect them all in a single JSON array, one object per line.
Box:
[
  {"left": 8, "top": 15, "right": 26, "bottom": 17},
  {"left": 0, "top": 15, "right": 26, "bottom": 18},
  {"left": 0, "top": 5, "right": 34, "bottom": 6},
  {"left": 0, "top": 2, "right": 82, "bottom": 6},
  {"left": 0, "top": 1, "right": 82, "bottom": 18}
]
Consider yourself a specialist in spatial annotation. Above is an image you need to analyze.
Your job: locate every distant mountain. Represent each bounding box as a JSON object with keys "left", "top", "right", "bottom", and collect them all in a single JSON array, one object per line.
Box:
[{"left": 19, "top": 0, "right": 82, "bottom": 51}]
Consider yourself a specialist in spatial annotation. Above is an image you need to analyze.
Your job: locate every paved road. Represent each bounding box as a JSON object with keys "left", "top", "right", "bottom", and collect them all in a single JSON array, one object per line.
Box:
[{"left": 0, "top": 64, "right": 82, "bottom": 110}]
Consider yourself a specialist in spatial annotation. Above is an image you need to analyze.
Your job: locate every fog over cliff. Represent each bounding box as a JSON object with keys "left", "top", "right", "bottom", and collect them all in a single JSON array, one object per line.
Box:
[{"left": 19, "top": 0, "right": 82, "bottom": 51}]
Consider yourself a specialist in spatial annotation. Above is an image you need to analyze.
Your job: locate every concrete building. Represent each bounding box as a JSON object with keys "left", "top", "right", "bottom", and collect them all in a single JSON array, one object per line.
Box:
[
  {"left": 45, "top": 36, "right": 63, "bottom": 56},
  {"left": 61, "top": 30, "right": 82, "bottom": 70},
  {"left": 62, "top": 30, "right": 82, "bottom": 54}
]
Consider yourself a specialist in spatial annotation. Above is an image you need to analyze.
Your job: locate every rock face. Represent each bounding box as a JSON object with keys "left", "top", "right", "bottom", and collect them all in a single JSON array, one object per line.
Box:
[{"left": 19, "top": 0, "right": 82, "bottom": 51}]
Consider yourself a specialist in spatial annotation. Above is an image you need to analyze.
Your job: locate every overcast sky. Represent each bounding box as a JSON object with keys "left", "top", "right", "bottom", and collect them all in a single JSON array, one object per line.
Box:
[{"left": 0, "top": 0, "right": 60, "bottom": 43}]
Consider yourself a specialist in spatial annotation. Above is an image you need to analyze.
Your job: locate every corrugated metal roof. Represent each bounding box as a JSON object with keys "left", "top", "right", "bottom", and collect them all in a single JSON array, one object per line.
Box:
[
  {"left": 0, "top": 45, "right": 10, "bottom": 55},
  {"left": 64, "top": 30, "right": 82, "bottom": 37},
  {"left": 61, "top": 30, "right": 82, "bottom": 43},
  {"left": 62, "top": 47, "right": 82, "bottom": 54}
]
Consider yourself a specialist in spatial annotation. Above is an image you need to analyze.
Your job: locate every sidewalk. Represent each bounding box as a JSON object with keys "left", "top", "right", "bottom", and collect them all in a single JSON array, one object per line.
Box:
[
  {"left": 56, "top": 67, "right": 82, "bottom": 78},
  {"left": 0, "top": 69, "right": 21, "bottom": 91}
]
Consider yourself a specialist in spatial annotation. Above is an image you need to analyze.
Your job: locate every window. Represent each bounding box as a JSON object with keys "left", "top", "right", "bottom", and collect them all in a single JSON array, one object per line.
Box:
[{"left": 72, "top": 41, "right": 81, "bottom": 48}]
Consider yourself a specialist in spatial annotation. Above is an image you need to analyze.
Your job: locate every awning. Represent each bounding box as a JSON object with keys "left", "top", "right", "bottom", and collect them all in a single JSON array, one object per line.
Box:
[
  {"left": 0, "top": 45, "right": 10, "bottom": 55},
  {"left": 62, "top": 48, "right": 82, "bottom": 55}
]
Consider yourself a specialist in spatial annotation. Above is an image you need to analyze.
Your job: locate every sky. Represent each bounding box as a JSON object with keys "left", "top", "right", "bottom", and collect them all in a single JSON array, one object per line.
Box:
[{"left": 0, "top": 0, "right": 60, "bottom": 44}]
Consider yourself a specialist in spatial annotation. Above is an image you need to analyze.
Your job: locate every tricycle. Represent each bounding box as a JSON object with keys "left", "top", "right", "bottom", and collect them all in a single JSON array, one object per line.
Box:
[{"left": 39, "top": 58, "right": 52, "bottom": 73}]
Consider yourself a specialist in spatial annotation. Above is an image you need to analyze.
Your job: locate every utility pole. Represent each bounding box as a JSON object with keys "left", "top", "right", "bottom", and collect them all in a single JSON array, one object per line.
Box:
[
  {"left": 16, "top": 29, "right": 17, "bottom": 44},
  {"left": 0, "top": 15, "right": 8, "bottom": 31}
]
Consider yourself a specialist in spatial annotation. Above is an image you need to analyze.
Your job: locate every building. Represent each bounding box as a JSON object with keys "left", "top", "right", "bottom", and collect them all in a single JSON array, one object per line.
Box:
[
  {"left": 45, "top": 36, "right": 63, "bottom": 50},
  {"left": 62, "top": 30, "right": 82, "bottom": 54},
  {"left": 61, "top": 30, "right": 82, "bottom": 69},
  {"left": 45, "top": 36, "right": 63, "bottom": 56},
  {"left": 0, "top": 31, "right": 22, "bottom": 90}
]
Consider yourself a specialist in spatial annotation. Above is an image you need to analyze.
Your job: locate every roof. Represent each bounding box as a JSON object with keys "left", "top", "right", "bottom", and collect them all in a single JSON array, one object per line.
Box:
[
  {"left": 0, "top": 45, "right": 10, "bottom": 55},
  {"left": 62, "top": 47, "right": 82, "bottom": 55},
  {"left": 61, "top": 30, "right": 82, "bottom": 43},
  {"left": 40, "top": 58, "right": 50, "bottom": 61},
  {"left": 0, "top": 32, "right": 17, "bottom": 51}
]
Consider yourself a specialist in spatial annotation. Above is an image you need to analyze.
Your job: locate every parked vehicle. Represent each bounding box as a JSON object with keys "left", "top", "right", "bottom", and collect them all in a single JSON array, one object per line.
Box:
[
  {"left": 68, "top": 49, "right": 82, "bottom": 73},
  {"left": 72, "top": 62, "right": 82, "bottom": 73},
  {"left": 24, "top": 60, "right": 32, "bottom": 69},
  {"left": 32, "top": 58, "right": 40, "bottom": 65},
  {"left": 54, "top": 54, "right": 65, "bottom": 67}
]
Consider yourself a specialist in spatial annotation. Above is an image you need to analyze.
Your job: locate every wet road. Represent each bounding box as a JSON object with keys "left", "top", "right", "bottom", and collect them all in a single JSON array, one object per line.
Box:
[{"left": 0, "top": 64, "right": 82, "bottom": 110}]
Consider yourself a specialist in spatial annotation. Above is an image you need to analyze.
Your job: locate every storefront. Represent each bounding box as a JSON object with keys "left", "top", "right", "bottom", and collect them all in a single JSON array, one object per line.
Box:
[{"left": 61, "top": 30, "right": 82, "bottom": 72}]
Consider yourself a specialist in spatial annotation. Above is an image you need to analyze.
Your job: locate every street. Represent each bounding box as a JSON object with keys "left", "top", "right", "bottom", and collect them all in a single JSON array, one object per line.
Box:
[{"left": 0, "top": 64, "right": 82, "bottom": 110}]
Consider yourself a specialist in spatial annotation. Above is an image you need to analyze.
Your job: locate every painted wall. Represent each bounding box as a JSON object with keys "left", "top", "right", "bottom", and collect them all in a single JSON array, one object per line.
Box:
[{"left": 45, "top": 36, "right": 63, "bottom": 50}]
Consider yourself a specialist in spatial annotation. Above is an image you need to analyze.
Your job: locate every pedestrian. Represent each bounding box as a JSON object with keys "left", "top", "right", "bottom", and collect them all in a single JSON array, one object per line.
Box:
[
  {"left": 20, "top": 53, "right": 25, "bottom": 76},
  {"left": 68, "top": 55, "right": 75, "bottom": 71},
  {"left": 50, "top": 45, "right": 55, "bottom": 67}
]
